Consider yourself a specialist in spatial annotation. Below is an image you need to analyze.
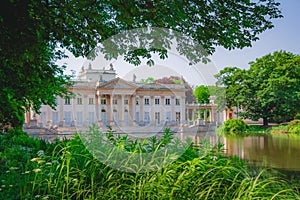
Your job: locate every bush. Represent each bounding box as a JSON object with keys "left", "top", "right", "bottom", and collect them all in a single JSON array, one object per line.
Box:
[
  {"left": 294, "top": 113, "right": 300, "bottom": 120},
  {"left": 286, "top": 120, "right": 300, "bottom": 134},
  {"left": 222, "top": 118, "right": 249, "bottom": 135}
]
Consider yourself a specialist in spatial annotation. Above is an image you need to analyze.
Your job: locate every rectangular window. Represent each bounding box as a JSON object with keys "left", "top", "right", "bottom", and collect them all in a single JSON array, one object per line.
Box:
[
  {"left": 165, "top": 98, "right": 170, "bottom": 105},
  {"left": 166, "top": 112, "right": 171, "bottom": 122},
  {"left": 144, "top": 98, "right": 150, "bottom": 105},
  {"left": 135, "top": 112, "right": 139, "bottom": 122},
  {"left": 113, "top": 99, "right": 118, "bottom": 105},
  {"left": 88, "top": 98, "right": 94, "bottom": 105},
  {"left": 76, "top": 112, "right": 83, "bottom": 126},
  {"left": 65, "top": 97, "right": 71, "bottom": 105},
  {"left": 52, "top": 112, "right": 59, "bottom": 126},
  {"left": 155, "top": 98, "right": 160, "bottom": 105},
  {"left": 124, "top": 99, "right": 129, "bottom": 105},
  {"left": 101, "top": 98, "right": 106, "bottom": 105},
  {"left": 175, "top": 98, "right": 180, "bottom": 105},
  {"left": 176, "top": 112, "right": 181, "bottom": 122},
  {"left": 155, "top": 112, "right": 160, "bottom": 124},
  {"left": 64, "top": 112, "right": 71, "bottom": 126},
  {"left": 88, "top": 112, "right": 94, "bottom": 125},
  {"left": 77, "top": 98, "right": 82, "bottom": 105},
  {"left": 144, "top": 112, "right": 150, "bottom": 124}
]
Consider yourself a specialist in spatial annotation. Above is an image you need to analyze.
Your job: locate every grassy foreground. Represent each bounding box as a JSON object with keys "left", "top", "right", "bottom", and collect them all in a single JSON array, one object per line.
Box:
[{"left": 0, "top": 128, "right": 299, "bottom": 200}]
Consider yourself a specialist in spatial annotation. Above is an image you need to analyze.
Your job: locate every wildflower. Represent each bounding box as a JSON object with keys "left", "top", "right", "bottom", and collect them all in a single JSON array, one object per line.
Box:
[
  {"left": 31, "top": 158, "right": 39, "bottom": 162},
  {"left": 9, "top": 167, "right": 19, "bottom": 170},
  {"left": 33, "top": 168, "right": 42, "bottom": 173}
]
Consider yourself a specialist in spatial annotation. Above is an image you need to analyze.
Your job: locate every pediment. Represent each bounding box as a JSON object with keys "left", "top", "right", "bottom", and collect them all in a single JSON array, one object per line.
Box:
[{"left": 98, "top": 78, "right": 137, "bottom": 89}]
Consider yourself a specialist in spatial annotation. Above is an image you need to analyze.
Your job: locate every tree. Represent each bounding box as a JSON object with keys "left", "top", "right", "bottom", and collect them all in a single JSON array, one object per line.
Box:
[
  {"left": 215, "top": 51, "right": 300, "bottom": 126},
  {"left": 141, "top": 77, "right": 155, "bottom": 84},
  {"left": 0, "top": 0, "right": 282, "bottom": 128},
  {"left": 193, "top": 85, "right": 210, "bottom": 104}
]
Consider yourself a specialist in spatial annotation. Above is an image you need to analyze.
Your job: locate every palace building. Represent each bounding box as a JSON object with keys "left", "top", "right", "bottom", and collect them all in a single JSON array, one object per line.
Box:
[{"left": 25, "top": 64, "right": 190, "bottom": 131}]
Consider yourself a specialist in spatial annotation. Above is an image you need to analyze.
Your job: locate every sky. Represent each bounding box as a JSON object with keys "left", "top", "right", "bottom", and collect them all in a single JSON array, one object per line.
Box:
[
  {"left": 210, "top": 0, "right": 300, "bottom": 71},
  {"left": 59, "top": 0, "right": 300, "bottom": 86}
]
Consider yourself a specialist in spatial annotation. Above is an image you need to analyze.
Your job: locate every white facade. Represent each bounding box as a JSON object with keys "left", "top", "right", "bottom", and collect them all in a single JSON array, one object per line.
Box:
[{"left": 28, "top": 64, "right": 188, "bottom": 129}]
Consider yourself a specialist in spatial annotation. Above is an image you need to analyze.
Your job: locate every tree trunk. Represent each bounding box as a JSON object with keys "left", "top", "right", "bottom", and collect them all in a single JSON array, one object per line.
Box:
[{"left": 263, "top": 117, "right": 268, "bottom": 127}]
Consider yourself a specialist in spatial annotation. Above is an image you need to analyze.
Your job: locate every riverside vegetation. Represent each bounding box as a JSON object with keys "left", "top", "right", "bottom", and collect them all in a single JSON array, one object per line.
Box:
[
  {"left": 220, "top": 118, "right": 300, "bottom": 136},
  {"left": 0, "top": 128, "right": 299, "bottom": 199}
]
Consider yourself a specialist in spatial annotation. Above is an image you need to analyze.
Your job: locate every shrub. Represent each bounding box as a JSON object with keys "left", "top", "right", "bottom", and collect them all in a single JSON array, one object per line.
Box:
[
  {"left": 294, "top": 113, "right": 300, "bottom": 120},
  {"left": 286, "top": 120, "right": 300, "bottom": 134},
  {"left": 222, "top": 118, "right": 249, "bottom": 135}
]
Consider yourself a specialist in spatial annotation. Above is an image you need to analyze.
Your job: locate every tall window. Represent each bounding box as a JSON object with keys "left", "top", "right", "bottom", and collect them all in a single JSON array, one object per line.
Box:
[
  {"left": 124, "top": 99, "right": 129, "bottom": 105},
  {"left": 64, "top": 112, "right": 71, "bottom": 126},
  {"left": 88, "top": 112, "right": 94, "bottom": 125},
  {"left": 52, "top": 112, "right": 59, "bottom": 126},
  {"left": 135, "top": 112, "right": 139, "bottom": 122},
  {"left": 155, "top": 112, "right": 160, "bottom": 124},
  {"left": 166, "top": 112, "right": 171, "bottom": 122},
  {"left": 88, "top": 98, "right": 94, "bottom": 105},
  {"left": 175, "top": 98, "right": 180, "bottom": 105},
  {"left": 144, "top": 98, "right": 150, "bottom": 105},
  {"left": 155, "top": 98, "right": 160, "bottom": 105},
  {"left": 65, "top": 97, "right": 71, "bottom": 105},
  {"left": 76, "top": 112, "right": 83, "bottom": 126},
  {"left": 165, "top": 98, "right": 170, "bottom": 105},
  {"left": 77, "top": 98, "right": 82, "bottom": 105},
  {"left": 113, "top": 99, "right": 118, "bottom": 105},
  {"left": 136, "top": 99, "right": 139, "bottom": 105},
  {"left": 101, "top": 98, "right": 106, "bottom": 105},
  {"left": 144, "top": 112, "right": 150, "bottom": 124}
]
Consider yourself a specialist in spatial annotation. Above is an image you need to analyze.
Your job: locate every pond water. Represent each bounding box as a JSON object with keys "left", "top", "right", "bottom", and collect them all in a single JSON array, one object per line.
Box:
[
  {"left": 189, "top": 131, "right": 300, "bottom": 171},
  {"left": 29, "top": 130, "right": 300, "bottom": 171},
  {"left": 223, "top": 135, "right": 300, "bottom": 171}
]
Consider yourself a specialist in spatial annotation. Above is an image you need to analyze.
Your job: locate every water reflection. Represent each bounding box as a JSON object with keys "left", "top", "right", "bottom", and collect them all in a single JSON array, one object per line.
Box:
[
  {"left": 224, "top": 135, "right": 300, "bottom": 171},
  {"left": 30, "top": 130, "right": 300, "bottom": 171},
  {"left": 181, "top": 131, "right": 300, "bottom": 171}
]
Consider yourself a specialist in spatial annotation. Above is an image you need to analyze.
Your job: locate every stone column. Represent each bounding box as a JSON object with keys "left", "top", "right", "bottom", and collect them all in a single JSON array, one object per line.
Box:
[
  {"left": 180, "top": 96, "right": 185, "bottom": 124},
  {"left": 131, "top": 95, "right": 136, "bottom": 126},
  {"left": 98, "top": 94, "right": 102, "bottom": 122},
  {"left": 95, "top": 94, "right": 99, "bottom": 122},
  {"left": 209, "top": 108, "right": 213, "bottom": 122},
  {"left": 109, "top": 95, "right": 114, "bottom": 125},
  {"left": 150, "top": 96, "right": 155, "bottom": 125},
  {"left": 171, "top": 96, "right": 175, "bottom": 123},
  {"left": 121, "top": 94, "right": 125, "bottom": 126},
  {"left": 139, "top": 96, "right": 144, "bottom": 125},
  {"left": 161, "top": 96, "right": 165, "bottom": 124},
  {"left": 197, "top": 107, "right": 201, "bottom": 125},
  {"left": 192, "top": 109, "right": 195, "bottom": 125},
  {"left": 204, "top": 108, "right": 207, "bottom": 122}
]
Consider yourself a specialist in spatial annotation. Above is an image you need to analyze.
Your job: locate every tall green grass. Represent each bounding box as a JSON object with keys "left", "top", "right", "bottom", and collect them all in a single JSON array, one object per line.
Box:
[{"left": 0, "top": 128, "right": 299, "bottom": 199}]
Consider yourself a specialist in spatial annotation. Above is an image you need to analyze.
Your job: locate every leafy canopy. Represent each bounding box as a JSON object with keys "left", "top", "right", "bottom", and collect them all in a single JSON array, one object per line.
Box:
[
  {"left": 215, "top": 51, "right": 300, "bottom": 126},
  {"left": 193, "top": 85, "right": 210, "bottom": 104},
  {"left": 0, "top": 0, "right": 282, "bottom": 128}
]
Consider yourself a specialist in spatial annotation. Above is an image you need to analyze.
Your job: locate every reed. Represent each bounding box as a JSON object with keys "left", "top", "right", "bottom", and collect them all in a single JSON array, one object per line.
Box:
[{"left": 0, "top": 128, "right": 299, "bottom": 199}]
